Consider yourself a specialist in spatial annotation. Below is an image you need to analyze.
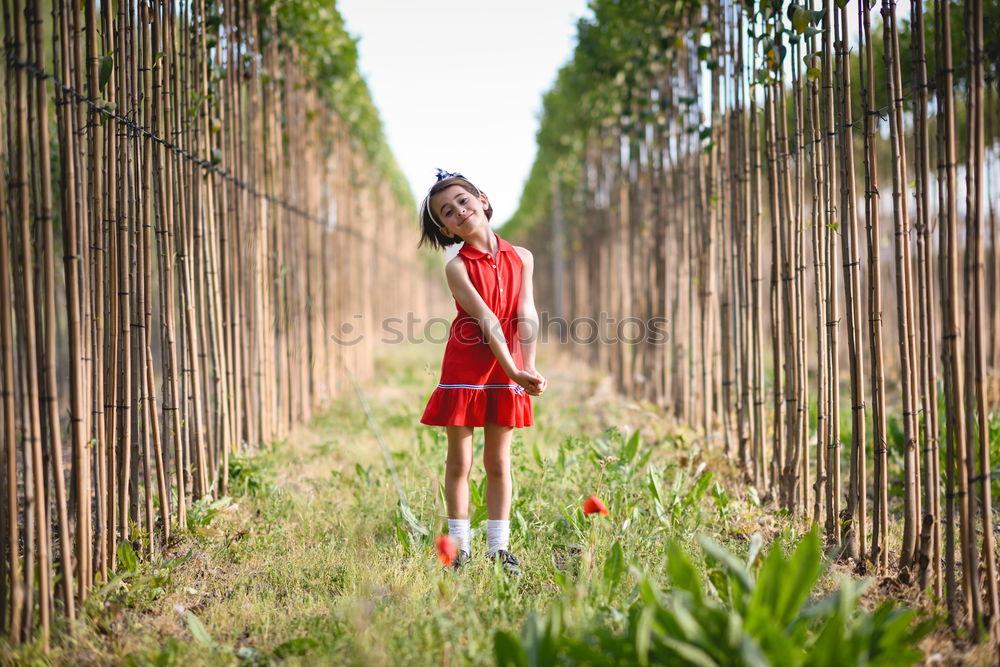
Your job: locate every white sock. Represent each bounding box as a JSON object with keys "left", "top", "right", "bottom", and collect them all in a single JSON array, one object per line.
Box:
[
  {"left": 448, "top": 518, "right": 471, "bottom": 555},
  {"left": 486, "top": 519, "right": 510, "bottom": 555}
]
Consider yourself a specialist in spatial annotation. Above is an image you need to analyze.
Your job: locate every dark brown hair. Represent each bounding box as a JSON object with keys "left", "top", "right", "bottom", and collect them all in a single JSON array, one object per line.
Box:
[{"left": 418, "top": 176, "right": 493, "bottom": 250}]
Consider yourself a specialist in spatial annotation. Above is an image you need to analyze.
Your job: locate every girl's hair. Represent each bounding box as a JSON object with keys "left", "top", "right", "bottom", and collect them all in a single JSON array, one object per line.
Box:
[{"left": 418, "top": 175, "right": 493, "bottom": 250}]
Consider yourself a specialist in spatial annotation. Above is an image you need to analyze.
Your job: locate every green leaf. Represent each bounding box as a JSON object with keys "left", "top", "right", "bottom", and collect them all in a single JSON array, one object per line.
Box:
[
  {"left": 807, "top": 67, "right": 822, "bottom": 81},
  {"left": 657, "top": 635, "right": 717, "bottom": 667},
  {"left": 665, "top": 540, "right": 704, "bottom": 603},
  {"left": 749, "top": 529, "right": 824, "bottom": 629},
  {"left": 532, "top": 442, "right": 545, "bottom": 468},
  {"left": 398, "top": 502, "right": 428, "bottom": 536},
  {"left": 622, "top": 430, "right": 641, "bottom": 463},
  {"left": 835, "top": 0, "right": 850, "bottom": 7},
  {"left": 634, "top": 603, "right": 655, "bottom": 665},
  {"left": 99, "top": 54, "right": 114, "bottom": 92},
  {"left": 791, "top": 5, "right": 811, "bottom": 33},
  {"left": 494, "top": 631, "right": 527, "bottom": 667},
  {"left": 185, "top": 611, "right": 215, "bottom": 648},
  {"left": 699, "top": 535, "right": 755, "bottom": 595},
  {"left": 604, "top": 540, "right": 626, "bottom": 591},
  {"left": 117, "top": 540, "right": 138, "bottom": 573},
  {"left": 648, "top": 467, "right": 664, "bottom": 506},
  {"left": 687, "top": 468, "right": 714, "bottom": 506}
]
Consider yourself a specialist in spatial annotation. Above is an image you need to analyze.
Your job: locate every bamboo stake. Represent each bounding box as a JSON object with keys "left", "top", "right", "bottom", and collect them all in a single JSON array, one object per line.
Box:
[{"left": 38, "top": 0, "right": 75, "bottom": 622}]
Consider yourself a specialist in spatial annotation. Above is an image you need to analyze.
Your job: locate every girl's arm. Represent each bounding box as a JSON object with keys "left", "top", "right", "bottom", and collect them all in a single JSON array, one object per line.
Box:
[
  {"left": 445, "top": 258, "right": 541, "bottom": 394},
  {"left": 515, "top": 248, "right": 547, "bottom": 393}
]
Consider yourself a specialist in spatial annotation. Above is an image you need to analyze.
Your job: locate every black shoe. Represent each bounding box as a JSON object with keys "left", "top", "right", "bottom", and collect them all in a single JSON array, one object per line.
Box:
[
  {"left": 452, "top": 550, "right": 471, "bottom": 571},
  {"left": 488, "top": 549, "right": 521, "bottom": 576}
]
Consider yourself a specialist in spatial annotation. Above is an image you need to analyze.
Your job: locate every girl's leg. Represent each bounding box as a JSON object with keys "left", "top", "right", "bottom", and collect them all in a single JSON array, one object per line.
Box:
[
  {"left": 483, "top": 423, "right": 517, "bottom": 566},
  {"left": 445, "top": 425, "right": 474, "bottom": 518},
  {"left": 483, "top": 423, "right": 514, "bottom": 520}
]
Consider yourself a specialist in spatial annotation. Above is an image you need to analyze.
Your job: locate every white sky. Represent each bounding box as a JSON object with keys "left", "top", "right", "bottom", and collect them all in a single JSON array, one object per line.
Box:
[{"left": 336, "top": 0, "right": 593, "bottom": 227}]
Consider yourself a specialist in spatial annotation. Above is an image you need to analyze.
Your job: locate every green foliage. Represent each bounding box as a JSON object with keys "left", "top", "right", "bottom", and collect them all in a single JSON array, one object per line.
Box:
[
  {"left": 261, "top": 0, "right": 412, "bottom": 208},
  {"left": 186, "top": 494, "right": 234, "bottom": 532},
  {"left": 228, "top": 451, "right": 276, "bottom": 497},
  {"left": 506, "top": 0, "right": 1000, "bottom": 241},
  {"left": 92, "top": 549, "right": 193, "bottom": 614},
  {"left": 495, "top": 529, "right": 933, "bottom": 666}
]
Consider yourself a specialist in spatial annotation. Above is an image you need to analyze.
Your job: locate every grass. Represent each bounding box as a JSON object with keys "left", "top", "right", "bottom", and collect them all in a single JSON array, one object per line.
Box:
[{"left": 0, "top": 342, "right": 961, "bottom": 665}]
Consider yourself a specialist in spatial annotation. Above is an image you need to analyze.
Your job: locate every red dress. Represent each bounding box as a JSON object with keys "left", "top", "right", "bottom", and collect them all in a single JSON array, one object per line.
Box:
[{"left": 420, "top": 233, "right": 533, "bottom": 428}]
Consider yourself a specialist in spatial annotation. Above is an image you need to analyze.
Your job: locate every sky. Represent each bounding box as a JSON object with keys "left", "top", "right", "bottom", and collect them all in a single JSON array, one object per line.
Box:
[{"left": 336, "top": 0, "right": 593, "bottom": 227}]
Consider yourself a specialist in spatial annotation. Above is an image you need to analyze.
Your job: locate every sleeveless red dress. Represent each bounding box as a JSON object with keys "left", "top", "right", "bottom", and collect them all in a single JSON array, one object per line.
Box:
[{"left": 420, "top": 233, "right": 533, "bottom": 428}]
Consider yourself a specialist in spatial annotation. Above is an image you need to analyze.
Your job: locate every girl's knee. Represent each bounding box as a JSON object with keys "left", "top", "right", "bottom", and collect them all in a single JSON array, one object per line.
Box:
[
  {"left": 482, "top": 455, "right": 510, "bottom": 480},
  {"left": 446, "top": 453, "right": 473, "bottom": 477}
]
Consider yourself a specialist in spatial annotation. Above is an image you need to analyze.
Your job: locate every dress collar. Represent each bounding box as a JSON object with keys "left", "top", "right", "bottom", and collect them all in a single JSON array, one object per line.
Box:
[{"left": 458, "top": 232, "right": 513, "bottom": 260}]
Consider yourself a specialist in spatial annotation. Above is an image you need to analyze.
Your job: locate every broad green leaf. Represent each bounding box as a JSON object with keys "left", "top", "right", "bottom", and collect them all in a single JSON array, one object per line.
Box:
[
  {"left": 622, "top": 429, "right": 641, "bottom": 463},
  {"left": 655, "top": 635, "right": 717, "bottom": 667},
  {"left": 99, "top": 54, "right": 114, "bottom": 92},
  {"left": 186, "top": 611, "right": 215, "bottom": 648},
  {"left": 117, "top": 540, "right": 138, "bottom": 573},
  {"left": 634, "top": 603, "right": 654, "bottom": 665},
  {"left": 807, "top": 67, "right": 823, "bottom": 80},
  {"left": 791, "top": 5, "right": 811, "bottom": 33},
  {"left": 494, "top": 631, "right": 527, "bottom": 667},
  {"left": 521, "top": 612, "right": 558, "bottom": 667},
  {"left": 699, "top": 535, "right": 754, "bottom": 596},
  {"left": 750, "top": 529, "right": 823, "bottom": 630},
  {"left": 604, "top": 540, "right": 626, "bottom": 591},
  {"left": 647, "top": 467, "right": 664, "bottom": 506},
  {"left": 398, "top": 502, "right": 428, "bottom": 536},
  {"left": 665, "top": 540, "right": 704, "bottom": 603},
  {"left": 687, "top": 469, "right": 714, "bottom": 506}
]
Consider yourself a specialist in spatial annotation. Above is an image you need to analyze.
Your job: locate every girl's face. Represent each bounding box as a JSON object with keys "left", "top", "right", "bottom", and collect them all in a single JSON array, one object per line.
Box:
[{"left": 430, "top": 185, "right": 490, "bottom": 240}]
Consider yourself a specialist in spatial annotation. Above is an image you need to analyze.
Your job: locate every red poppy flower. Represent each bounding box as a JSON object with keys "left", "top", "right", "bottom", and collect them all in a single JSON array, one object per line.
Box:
[
  {"left": 582, "top": 495, "right": 609, "bottom": 515},
  {"left": 435, "top": 534, "right": 458, "bottom": 566}
]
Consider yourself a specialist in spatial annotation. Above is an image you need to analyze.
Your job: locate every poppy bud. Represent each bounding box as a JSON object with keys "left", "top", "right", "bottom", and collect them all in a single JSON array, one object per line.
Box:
[
  {"left": 435, "top": 534, "right": 458, "bottom": 565},
  {"left": 582, "top": 495, "right": 609, "bottom": 516}
]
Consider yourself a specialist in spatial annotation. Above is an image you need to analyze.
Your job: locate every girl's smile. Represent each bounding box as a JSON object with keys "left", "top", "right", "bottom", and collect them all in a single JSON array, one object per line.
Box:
[{"left": 431, "top": 184, "right": 491, "bottom": 240}]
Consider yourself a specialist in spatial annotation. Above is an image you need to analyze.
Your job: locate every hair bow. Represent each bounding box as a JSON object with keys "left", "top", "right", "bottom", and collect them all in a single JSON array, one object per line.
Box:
[{"left": 435, "top": 168, "right": 464, "bottom": 181}]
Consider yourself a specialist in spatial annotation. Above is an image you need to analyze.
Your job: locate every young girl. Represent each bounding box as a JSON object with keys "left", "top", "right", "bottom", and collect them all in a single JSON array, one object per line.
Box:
[{"left": 418, "top": 170, "right": 546, "bottom": 574}]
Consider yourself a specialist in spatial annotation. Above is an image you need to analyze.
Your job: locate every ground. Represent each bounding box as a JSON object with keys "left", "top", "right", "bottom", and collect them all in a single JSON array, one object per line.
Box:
[{"left": 2, "top": 342, "right": 996, "bottom": 665}]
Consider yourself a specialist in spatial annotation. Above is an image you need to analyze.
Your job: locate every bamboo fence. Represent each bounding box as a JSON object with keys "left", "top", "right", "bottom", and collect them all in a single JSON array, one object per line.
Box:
[{"left": 1, "top": 0, "right": 428, "bottom": 648}]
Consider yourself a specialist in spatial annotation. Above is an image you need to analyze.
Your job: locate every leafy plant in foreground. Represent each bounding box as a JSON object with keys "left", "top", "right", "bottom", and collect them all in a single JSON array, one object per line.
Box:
[{"left": 495, "top": 529, "right": 933, "bottom": 666}]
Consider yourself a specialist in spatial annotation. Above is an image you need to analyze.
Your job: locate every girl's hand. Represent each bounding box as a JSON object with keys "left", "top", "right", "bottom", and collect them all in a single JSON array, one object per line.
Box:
[
  {"left": 520, "top": 368, "right": 547, "bottom": 396},
  {"left": 512, "top": 369, "right": 545, "bottom": 396}
]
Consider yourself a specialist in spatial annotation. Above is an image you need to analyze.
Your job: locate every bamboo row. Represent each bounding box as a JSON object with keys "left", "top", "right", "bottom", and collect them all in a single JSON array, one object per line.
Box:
[
  {"left": 513, "top": 0, "right": 1000, "bottom": 633},
  {"left": 1, "top": 0, "right": 427, "bottom": 648}
]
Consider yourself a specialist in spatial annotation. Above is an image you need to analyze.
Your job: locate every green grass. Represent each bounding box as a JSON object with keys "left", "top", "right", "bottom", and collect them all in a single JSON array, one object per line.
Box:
[{"left": 4, "top": 343, "right": 936, "bottom": 666}]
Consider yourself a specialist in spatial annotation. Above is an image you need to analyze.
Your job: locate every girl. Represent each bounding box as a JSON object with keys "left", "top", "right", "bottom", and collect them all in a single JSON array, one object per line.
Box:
[{"left": 418, "top": 170, "right": 546, "bottom": 574}]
